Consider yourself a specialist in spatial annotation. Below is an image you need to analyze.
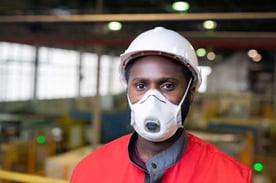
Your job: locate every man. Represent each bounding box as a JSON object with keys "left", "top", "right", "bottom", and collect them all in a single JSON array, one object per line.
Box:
[{"left": 70, "top": 27, "right": 252, "bottom": 183}]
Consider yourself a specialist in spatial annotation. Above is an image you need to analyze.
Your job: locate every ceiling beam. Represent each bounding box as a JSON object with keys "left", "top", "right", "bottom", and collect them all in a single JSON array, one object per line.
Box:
[
  {"left": 0, "top": 12, "right": 275, "bottom": 23},
  {"left": 1, "top": 32, "right": 276, "bottom": 49}
]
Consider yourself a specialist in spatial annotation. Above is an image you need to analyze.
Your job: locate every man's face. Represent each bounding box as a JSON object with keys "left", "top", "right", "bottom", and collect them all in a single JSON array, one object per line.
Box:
[{"left": 127, "top": 55, "right": 189, "bottom": 105}]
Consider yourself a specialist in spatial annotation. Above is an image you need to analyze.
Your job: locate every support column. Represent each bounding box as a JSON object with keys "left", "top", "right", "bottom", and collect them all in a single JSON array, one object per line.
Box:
[
  {"left": 77, "top": 50, "right": 83, "bottom": 98},
  {"left": 31, "top": 45, "right": 39, "bottom": 110},
  {"left": 273, "top": 53, "right": 276, "bottom": 117},
  {"left": 91, "top": 46, "right": 103, "bottom": 148}
]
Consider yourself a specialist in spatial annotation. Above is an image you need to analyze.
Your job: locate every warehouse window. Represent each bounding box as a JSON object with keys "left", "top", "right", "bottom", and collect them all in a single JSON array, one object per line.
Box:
[
  {"left": 111, "top": 57, "right": 125, "bottom": 94},
  {"left": 0, "top": 42, "right": 35, "bottom": 101},
  {"left": 81, "top": 53, "right": 124, "bottom": 97},
  {"left": 81, "top": 52, "right": 98, "bottom": 97},
  {"left": 99, "top": 54, "right": 123, "bottom": 96},
  {"left": 37, "top": 47, "right": 79, "bottom": 99},
  {"left": 0, "top": 42, "right": 125, "bottom": 102}
]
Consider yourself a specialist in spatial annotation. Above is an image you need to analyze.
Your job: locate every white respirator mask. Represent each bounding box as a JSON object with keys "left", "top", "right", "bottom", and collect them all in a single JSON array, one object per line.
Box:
[{"left": 128, "top": 79, "right": 192, "bottom": 142}]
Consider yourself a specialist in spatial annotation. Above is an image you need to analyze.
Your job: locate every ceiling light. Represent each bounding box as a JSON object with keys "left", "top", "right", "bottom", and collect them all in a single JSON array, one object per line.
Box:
[
  {"left": 252, "top": 53, "right": 262, "bottom": 62},
  {"left": 207, "top": 52, "right": 216, "bottom": 61},
  {"left": 107, "top": 21, "right": 122, "bottom": 31},
  {"left": 172, "top": 1, "right": 190, "bottom": 12},
  {"left": 196, "top": 48, "right": 206, "bottom": 57},
  {"left": 248, "top": 49, "right": 258, "bottom": 58},
  {"left": 203, "top": 20, "right": 217, "bottom": 30}
]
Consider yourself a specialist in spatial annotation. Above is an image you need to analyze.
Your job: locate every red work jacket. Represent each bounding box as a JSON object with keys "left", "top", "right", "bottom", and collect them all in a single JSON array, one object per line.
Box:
[{"left": 70, "top": 133, "right": 252, "bottom": 183}]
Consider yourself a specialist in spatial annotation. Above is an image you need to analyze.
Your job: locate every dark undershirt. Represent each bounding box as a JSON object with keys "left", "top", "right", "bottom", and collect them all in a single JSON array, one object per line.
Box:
[
  {"left": 131, "top": 140, "right": 147, "bottom": 169},
  {"left": 128, "top": 131, "right": 188, "bottom": 183}
]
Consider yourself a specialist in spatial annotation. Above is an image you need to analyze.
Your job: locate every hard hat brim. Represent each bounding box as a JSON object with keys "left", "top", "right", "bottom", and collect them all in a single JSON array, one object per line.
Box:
[{"left": 120, "top": 50, "right": 202, "bottom": 89}]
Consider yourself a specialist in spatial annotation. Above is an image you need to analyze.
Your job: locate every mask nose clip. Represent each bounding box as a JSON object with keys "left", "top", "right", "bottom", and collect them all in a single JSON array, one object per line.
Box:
[{"left": 145, "top": 119, "right": 160, "bottom": 133}]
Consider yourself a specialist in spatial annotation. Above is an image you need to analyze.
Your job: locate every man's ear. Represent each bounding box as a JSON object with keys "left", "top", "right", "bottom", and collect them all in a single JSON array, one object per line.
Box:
[{"left": 189, "top": 86, "right": 196, "bottom": 103}]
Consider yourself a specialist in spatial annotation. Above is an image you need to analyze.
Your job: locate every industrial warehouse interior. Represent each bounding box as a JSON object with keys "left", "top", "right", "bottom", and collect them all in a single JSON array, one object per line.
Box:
[{"left": 0, "top": 0, "right": 275, "bottom": 182}]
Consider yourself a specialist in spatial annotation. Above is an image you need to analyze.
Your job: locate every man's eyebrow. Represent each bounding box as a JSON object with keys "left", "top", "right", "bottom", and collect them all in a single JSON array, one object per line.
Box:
[
  {"left": 131, "top": 77, "right": 177, "bottom": 81},
  {"left": 158, "top": 77, "right": 177, "bottom": 81},
  {"left": 131, "top": 77, "right": 147, "bottom": 81}
]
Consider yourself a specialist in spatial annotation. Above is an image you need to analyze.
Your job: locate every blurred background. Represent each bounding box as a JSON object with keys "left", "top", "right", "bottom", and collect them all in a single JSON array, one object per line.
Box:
[{"left": 0, "top": 0, "right": 275, "bottom": 182}]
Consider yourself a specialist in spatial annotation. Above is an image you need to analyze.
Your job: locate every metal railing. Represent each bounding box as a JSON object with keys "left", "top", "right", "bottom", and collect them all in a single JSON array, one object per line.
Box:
[{"left": 0, "top": 170, "right": 68, "bottom": 183}]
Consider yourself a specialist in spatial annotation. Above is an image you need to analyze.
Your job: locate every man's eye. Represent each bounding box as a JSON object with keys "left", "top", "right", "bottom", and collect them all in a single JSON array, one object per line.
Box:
[
  {"left": 162, "top": 83, "right": 174, "bottom": 90},
  {"left": 136, "top": 83, "right": 145, "bottom": 90}
]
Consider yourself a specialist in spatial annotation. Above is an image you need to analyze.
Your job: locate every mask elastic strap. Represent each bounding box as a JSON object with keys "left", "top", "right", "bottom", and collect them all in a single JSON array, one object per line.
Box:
[
  {"left": 178, "top": 78, "right": 193, "bottom": 107},
  {"left": 127, "top": 95, "right": 133, "bottom": 108},
  {"left": 175, "top": 78, "right": 192, "bottom": 126}
]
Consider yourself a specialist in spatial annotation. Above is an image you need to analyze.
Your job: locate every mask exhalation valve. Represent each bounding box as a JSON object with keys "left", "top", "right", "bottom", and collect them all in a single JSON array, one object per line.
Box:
[{"left": 145, "top": 120, "right": 160, "bottom": 133}]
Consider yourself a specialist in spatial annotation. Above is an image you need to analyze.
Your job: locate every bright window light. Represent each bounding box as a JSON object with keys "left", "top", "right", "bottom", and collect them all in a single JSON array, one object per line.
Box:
[{"left": 198, "top": 66, "right": 212, "bottom": 93}]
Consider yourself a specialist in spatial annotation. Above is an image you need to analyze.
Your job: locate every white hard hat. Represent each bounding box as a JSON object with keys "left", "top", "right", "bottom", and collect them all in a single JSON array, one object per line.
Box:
[{"left": 120, "top": 27, "right": 201, "bottom": 89}]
